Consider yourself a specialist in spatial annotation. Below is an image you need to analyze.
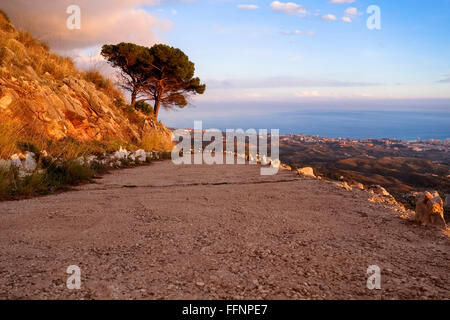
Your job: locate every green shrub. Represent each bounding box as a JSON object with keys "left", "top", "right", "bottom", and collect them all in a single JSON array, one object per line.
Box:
[
  {"left": 114, "top": 97, "right": 125, "bottom": 108},
  {"left": 161, "top": 151, "right": 172, "bottom": 160},
  {"left": 90, "top": 161, "right": 108, "bottom": 175},
  {"left": 134, "top": 100, "right": 154, "bottom": 115},
  {"left": 44, "top": 160, "right": 94, "bottom": 187},
  {"left": 0, "top": 167, "right": 13, "bottom": 199},
  {"left": 85, "top": 70, "right": 110, "bottom": 89},
  {"left": 124, "top": 104, "right": 145, "bottom": 127},
  {"left": 0, "top": 156, "right": 115, "bottom": 201}
]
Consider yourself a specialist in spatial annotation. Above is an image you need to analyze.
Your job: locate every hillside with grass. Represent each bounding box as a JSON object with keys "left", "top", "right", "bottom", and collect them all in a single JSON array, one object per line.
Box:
[
  {"left": 0, "top": 10, "right": 173, "bottom": 199},
  {"left": 0, "top": 10, "right": 172, "bottom": 159}
]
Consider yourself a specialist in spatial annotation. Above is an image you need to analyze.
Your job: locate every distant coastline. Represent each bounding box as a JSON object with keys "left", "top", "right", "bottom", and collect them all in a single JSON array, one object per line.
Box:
[{"left": 164, "top": 110, "right": 450, "bottom": 141}]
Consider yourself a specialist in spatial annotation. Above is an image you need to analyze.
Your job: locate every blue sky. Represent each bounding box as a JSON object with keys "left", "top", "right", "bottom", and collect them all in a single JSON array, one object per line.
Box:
[
  {"left": 6, "top": 0, "right": 449, "bottom": 129},
  {"left": 144, "top": 0, "right": 450, "bottom": 107}
]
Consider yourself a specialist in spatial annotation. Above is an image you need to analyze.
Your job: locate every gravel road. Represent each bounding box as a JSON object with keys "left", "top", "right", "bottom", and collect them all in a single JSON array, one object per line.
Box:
[{"left": 0, "top": 161, "right": 448, "bottom": 299}]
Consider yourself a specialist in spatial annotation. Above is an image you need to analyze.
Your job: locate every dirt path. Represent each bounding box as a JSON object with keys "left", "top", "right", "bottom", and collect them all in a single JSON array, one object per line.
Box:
[{"left": 0, "top": 161, "right": 449, "bottom": 299}]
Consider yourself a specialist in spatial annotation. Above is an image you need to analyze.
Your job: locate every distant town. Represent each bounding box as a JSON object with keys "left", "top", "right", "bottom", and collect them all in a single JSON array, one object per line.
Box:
[{"left": 279, "top": 134, "right": 450, "bottom": 153}]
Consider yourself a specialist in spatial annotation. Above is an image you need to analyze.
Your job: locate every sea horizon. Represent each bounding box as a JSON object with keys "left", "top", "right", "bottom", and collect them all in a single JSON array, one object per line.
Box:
[{"left": 166, "top": 109, "right": 450, "bottom": 141}]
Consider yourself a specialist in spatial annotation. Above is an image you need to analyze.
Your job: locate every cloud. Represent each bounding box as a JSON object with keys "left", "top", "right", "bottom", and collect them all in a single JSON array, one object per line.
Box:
[
  {"left": 330, "top": 0, "right": 355, "bottom": 4},
  {"left": 295, "top": 90, "right": 320, "bottom": 97},
  {"left": 237, "top": 4, "right": 259, "bottom": 10},
  {"left": 67, "top": 48, "right": 118, "bottom": 76},
  {"left": 322, "top": 14, "right": 337, "bottom": 21},
  {"left": 271, "top": 1, "right": 307, "bottom": 16},
  {"left": 283, "top": 30, "right": 316, "bottom": 36},
  {"left": 206, "top": 77, "right": 380, "bottom": 89},
  {"left": 345, "top": 7, "right": 361, "bottom": 16},
  {"left": 341, "top": 16, "right": 352, "bottom": 23},
  {"left": 0, "top": 0, "right": 173, "bottom": 51},
  {"left": 437, "top": 75, "right": 450, "bottom": 83}
]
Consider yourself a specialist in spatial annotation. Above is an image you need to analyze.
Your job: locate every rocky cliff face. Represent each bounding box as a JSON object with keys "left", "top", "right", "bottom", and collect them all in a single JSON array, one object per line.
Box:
[{"left": 0, "top": 13, "right": 172, "bottom": 146}]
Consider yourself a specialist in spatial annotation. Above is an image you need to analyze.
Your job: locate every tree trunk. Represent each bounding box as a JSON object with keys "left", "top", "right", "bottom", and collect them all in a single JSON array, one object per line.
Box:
[
  {"left": 130, "top": 91, "right": 137, "bottom": 107},
  {"left": 154, "top": 98, "right": 161, "bottom": 119}
]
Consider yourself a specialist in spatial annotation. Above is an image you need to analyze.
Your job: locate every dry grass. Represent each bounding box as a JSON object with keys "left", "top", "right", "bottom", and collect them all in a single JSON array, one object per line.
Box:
[
  {"left": 0, "top": 118, "right": 21, "bottom": 159},
  {"left": 0, "top": 20, "right": 78, "bottom": 80},
  {"left": 39, "top": 55, "right": 76, "bottom": 80},
  {"left": 140, "top": 131, "right": 173, "bottom": 152},
  {"left": 0, "top": 112, "right": 47, "bottom": 159},
  {"left": 84, "top": 69, "right": 124, "bottom": 102}
]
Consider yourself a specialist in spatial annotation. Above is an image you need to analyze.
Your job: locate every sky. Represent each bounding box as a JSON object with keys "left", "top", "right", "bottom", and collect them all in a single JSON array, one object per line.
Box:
[{"left": 2, "top": 0, "right": 450, "bottom": 129}]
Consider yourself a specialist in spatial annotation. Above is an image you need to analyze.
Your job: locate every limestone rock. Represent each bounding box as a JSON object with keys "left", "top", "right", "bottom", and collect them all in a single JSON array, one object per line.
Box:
[
  {"left": 23, "top": 152, "right": 37, "bottom": 172},
  {"left": 342, "top": 182, "right": 352, "bottom": 191},
  {"left": 279, "top": 163, "right": 292, "bottom": 171},
  {"left": 10, "top": 154, "right": 23, "bottom": 169},
  {"left": 333, "top": 181, "right": 352, "bottom": 191},
  {"left": 368, "top": 185, "right": 390, "bottom": 196},
  {"left": 414, "top": 192, "right": 447, "bottom": 228},
  {"left": 134, "top": 149, "right": 147, "bottom": 162},
  {"left": 297, "top": 167, "right": 315, "bottom": 178},
  {"left": 76, "top": 157, "right": 85, "bottom": 165},
  {"left": 114, "top": 147, "right": 129, "bottom": 160},
  {"left": 85, "top": 155, "right": 97, "bottom": 165},
  {"left": 352, "top": 182, "right": 365, "bottom": 190}
]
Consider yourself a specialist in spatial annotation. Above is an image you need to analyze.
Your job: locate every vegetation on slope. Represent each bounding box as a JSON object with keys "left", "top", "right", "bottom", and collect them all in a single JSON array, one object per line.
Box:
[{"left": 0, "top": 11, "right": 174, "bottom": 200}]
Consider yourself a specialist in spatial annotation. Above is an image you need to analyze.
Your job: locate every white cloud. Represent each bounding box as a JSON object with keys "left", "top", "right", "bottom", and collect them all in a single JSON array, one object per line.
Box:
[
  {"left": 342, "top": 16, "right": 352, "bottom": 23},
  {"left": 283, "top": 30, "right": 316, "bottom": 36},
  {"left": 437, "top": 74, "right": 450, "bottom": 83},
  {"left": 322, "top": 14, "right": 337, "bottom": 21},
  {"left": 237, "top": 4, "right": 259, "bottom": 10},
  {"left": 295, "top": 90, "right": 320, "bottom": 97},
  {"left": 345, "top": 7, "right": 360, "bottom": 16},
  {"left": 68, "top": 48, "right": 115, "bottom": 75},
  {"left": 271, "top": 1, "right": 307, "bottom": 16},
  {"left": 207, "top": 77, "right": 379, "bottom": 89},
  {"left": 330, "top": 0, "right": 355, "bottom": 4},
  {"left": 297, "top": 30, "right": 315, "bottom": 36}
]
